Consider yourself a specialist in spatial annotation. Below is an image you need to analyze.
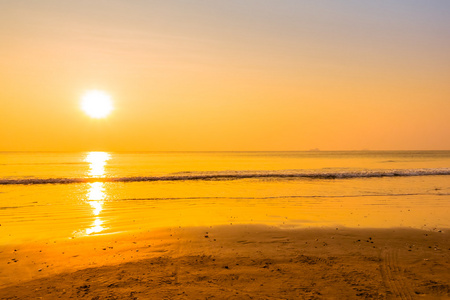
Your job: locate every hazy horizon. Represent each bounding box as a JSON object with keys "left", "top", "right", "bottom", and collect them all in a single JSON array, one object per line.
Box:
[{"left": 2, "top": 149, "right": 450, "bottom": 153}]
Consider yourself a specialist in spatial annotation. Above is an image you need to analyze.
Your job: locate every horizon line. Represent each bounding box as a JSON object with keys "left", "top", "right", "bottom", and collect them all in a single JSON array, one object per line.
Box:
[{"left": 1, "top": 149, "right": 450, "bottom": 153}]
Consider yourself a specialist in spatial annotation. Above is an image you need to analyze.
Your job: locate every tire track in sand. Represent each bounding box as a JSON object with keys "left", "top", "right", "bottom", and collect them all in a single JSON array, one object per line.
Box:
[{"left": 379, "top": 248, "right": 414, "bottom": 299}]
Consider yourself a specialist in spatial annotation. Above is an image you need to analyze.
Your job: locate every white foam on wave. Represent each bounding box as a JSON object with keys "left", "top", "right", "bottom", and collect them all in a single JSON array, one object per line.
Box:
[{"left": 1, "top": 168, "right": 450, "bottom": 185}]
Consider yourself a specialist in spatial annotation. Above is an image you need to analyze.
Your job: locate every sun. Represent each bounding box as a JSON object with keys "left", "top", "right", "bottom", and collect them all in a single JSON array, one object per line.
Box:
[{"left": 81, "top": 90, "right": 113, "bottom": 118}]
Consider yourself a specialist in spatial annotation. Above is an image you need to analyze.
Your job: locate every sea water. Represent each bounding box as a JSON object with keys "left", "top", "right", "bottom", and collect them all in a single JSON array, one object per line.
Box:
[{"left": 1, "top": 151, "right": 449, "bottom": 244}]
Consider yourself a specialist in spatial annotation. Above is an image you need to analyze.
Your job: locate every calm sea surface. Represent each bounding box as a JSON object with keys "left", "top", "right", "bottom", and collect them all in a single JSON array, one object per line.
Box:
[{"left": 1, "top": 151, "right": 449, "bottom": 244}]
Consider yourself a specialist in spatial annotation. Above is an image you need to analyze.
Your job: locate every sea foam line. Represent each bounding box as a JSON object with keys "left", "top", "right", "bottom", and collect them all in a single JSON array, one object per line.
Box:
[{"left": 1, "top": 168, "right": 450, "bottom": 185}]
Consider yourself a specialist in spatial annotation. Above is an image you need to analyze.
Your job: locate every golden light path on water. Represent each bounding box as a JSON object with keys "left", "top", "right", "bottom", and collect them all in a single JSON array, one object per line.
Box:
[
  {"left": 76, "top": 152, "right": 111, "bottom": 236},
  {"left": 86, "top": 152, "right": 111, "bottom": 177}
]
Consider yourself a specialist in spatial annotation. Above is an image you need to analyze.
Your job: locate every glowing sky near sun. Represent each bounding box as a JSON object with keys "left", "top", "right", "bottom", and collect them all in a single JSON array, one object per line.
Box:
[{"left": 1, "top": 1, "right": 450, "bottom": 151}]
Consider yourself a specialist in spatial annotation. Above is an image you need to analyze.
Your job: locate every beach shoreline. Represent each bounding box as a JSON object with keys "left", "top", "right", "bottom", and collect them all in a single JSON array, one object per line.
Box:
[{"left": 1, "top": 225, "right": 449, "bottom": 299}]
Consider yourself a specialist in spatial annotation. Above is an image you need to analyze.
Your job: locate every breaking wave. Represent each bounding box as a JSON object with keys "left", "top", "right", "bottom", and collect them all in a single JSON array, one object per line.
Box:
[{"left": 1, "top": 168, "right": 450, "bottom": 185}]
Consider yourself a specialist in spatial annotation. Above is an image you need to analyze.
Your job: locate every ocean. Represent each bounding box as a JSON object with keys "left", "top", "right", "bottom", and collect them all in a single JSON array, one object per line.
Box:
[{"left": 1, "top": 151, "right": 449, "bottom": 244}]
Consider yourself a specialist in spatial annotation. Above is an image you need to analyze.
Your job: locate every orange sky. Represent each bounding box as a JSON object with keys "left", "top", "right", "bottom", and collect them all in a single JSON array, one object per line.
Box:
[{"left": 1, "top": 1, "right": 449, "bottom": 151}]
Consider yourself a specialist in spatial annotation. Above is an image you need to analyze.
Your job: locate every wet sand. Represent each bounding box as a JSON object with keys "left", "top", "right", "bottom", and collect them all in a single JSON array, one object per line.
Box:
[{"left": 1, "top": 225, "right": 449, "bottom": 299}]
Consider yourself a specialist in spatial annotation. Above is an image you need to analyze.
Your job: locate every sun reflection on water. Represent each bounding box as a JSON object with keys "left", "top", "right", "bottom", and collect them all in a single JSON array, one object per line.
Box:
[
  {"left": 76, "top": 152, "right": 111, "bottom": 237},
  {"left": 88, "top": 182, "right": 105, "bottom": 216},
  {"left": 85, "top": 151, "right": 110, "bottom": 177}
]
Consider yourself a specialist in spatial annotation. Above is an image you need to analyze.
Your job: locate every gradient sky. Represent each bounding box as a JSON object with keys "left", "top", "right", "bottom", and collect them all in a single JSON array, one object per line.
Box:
[{"left": 1, "top": 0, "right": 449, "bottom": 151}]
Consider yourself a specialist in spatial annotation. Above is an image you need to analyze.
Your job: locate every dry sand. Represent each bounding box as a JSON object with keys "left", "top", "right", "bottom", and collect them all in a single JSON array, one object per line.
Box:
[{"left": 0, "top": 225, "right": 449, "bottom": 299}]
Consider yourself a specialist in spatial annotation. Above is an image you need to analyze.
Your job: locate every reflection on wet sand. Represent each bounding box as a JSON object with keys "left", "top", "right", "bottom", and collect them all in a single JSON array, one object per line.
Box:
[
  {"left": 77, "top": 152, "right": 110, "bottom": 236},
  {"left": 85, "top": 218, "right": 104, "bottom": 235}
]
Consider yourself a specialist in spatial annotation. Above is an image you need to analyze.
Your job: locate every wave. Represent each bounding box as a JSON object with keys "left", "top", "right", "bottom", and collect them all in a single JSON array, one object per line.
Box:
[
  {"left": 117, "top": 192, "right": 450, "bottom": 201},
  {"left": 1, "top": 168, "right": 450, "bottom": 185}
]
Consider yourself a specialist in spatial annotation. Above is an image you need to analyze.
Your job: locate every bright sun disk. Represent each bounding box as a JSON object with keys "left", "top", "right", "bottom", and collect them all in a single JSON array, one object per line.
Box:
[{"left": 81, "top": 90, "right": 113, "bottom": 118}]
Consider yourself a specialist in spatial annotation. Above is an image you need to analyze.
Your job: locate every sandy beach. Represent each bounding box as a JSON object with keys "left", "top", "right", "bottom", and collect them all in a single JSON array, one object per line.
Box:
[{"left": 1, "top": 225, "right": 449, "bottom": 299}]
